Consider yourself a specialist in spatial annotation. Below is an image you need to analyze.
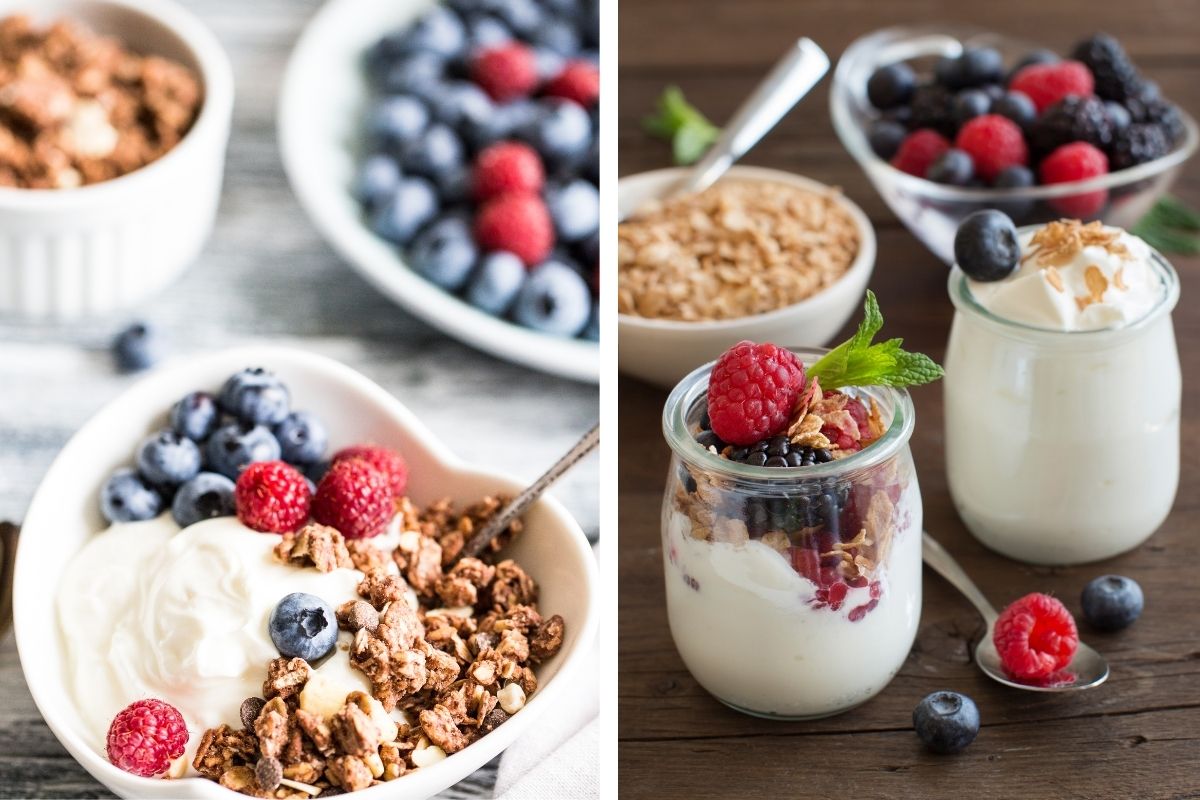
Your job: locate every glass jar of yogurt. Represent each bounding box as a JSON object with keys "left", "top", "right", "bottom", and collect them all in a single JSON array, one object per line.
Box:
[
  {"left": 661, "top": 353, "right": 923, "bottom": 720},
  {"left": 945, "top": 221, "right": 1181, "bottom": 565}
]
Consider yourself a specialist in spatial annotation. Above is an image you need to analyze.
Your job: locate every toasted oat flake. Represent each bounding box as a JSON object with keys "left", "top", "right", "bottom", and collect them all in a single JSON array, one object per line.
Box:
[
  {"left": 1024, "top": 220, "right": 1130, "bottom": 268},
  {"left": 1113, "top": 267, "right": 1128, "bottom": 291},
  {"left": 1043, "top": 266, "right": 1065, "bottom": 293}
]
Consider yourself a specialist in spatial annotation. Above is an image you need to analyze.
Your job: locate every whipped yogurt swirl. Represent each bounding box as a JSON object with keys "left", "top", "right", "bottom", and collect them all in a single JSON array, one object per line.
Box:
[{"left": 967, "top": 222, "right": 1164, "bottom": 332}]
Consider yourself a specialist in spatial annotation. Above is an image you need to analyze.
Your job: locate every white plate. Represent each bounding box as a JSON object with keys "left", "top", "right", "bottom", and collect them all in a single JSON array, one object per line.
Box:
[
  {"left": 278, "top": 0, "right": 599, "bottom": 384},
  {"left": 13, "top": 346, "right": 599, "bottom": 799}
]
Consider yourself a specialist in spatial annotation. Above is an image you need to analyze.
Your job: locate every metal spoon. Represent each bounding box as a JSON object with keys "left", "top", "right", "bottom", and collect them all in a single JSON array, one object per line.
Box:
[{"left": 922, "top": 532, "right": 1109, "bottom": 692}]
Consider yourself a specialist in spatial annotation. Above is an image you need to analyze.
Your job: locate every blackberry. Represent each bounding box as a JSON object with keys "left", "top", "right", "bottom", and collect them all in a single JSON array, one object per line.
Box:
[
  {"left": 1109, "top": 123, "right": 1169, "bottom": 171},
  {"left": 727, "top": 436, "right": 833, "bottom": 469},
  {"left": 1072, "top": 33, "right": 1141, "bottom": 102},
  {"left": 909, "top": 83, "right": 957, "bottom": 137},
  {"left": 1029, "top": 96, "right": 1114, "bottom": 156},
  {"left": 1125, "top": 96, "right": 1185, "bottom": 147}
]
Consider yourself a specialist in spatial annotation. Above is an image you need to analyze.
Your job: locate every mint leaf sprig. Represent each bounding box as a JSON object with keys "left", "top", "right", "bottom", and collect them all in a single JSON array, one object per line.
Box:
[
  {"left": 1132, "top": 195, "right": 1200, "bottom": 255},
  {"left": 643, "top": 86, "right": 720, "bottom": 166},
  {"left": 808, "top": 291, "right": 944, "bottom": 390}
]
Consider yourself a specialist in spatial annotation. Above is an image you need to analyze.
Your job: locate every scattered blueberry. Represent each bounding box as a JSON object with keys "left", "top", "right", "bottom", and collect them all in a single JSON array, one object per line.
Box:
[
  {"left": 1081, "top": 575, "right": 1144, "bottom": 631},
  {"left": 274, "top": 411, "right": 328, "bottom": 465},
  {"left": 466, "top": 251, "right": 527, "bottom": 314},
  {"left": 205, "top": 421, "right": 282, "bottom": 480},
  {"left": 926, "top": 148, "right": 974, "bottom": 185},
  {"left": 512, "top": 259, "right": 591, "bottom": 336},
  {"left": 954, "top": 210, "right": 1020, "bottom": 282},
  {"left": 219, "top": 368, "right": 290, "bottom": 426},
  {"left": 866, "top": 63, "right": 915, "bottom": 110},
  {"left": 171, "top": 471, "right": 236, "bottom": 528},
  {"left": 268, "top": 592, "right": 338, "bottom": 662},
  {"left": 402, "top": 123, "right": 464, "bottom": 180},
  {"left": 992, "top": 90, "right": 1037, "bottom": 130},
  {"left": 169, "top": 391, "right": 220, "bottom": 442},
  {"left": 100, "top": 468, "right": 162, "bottom": 523},
  {"left": 135, "top": 430, "right": 202, "bottom": 487},
  {"left": 867, "top": 119, "right": 907, "bottom": 159},
  {"left": 409, "top": 217, "right": 479, "bottom": 291},
  {"left": 371, "top": 178, "right": 439, "bottom": 245},
  {"left": 546, "top": 179, "right": 599, "bottom": 242},
  {"left": 113, "top": 322, "right": 163, "bottom": 373},
  {"left": 913, "top": 691, "right": 980, "bottom": 754}
]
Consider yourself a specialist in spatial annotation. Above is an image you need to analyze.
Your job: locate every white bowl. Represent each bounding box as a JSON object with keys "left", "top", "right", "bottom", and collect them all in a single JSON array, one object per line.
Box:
[
  {"left": 12, "top": 346, "right": 599, "bottom": 799},
  {"left": 278, "top": 0, "right": 599, "bottom": 384},
  {"left": 617, "top": 166, "right": 877, "bottom": 389},
  {"left": 0, "top": 0, "right": 234, "bottom": 320}
]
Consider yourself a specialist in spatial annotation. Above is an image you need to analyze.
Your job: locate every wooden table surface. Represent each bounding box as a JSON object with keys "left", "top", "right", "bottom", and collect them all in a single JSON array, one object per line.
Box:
[
  {"left": 618, "top": 2, "right": 1200, "bottom": 797},
  {"left": 0, "top": 1, "right": 597, "bottom": 797}
]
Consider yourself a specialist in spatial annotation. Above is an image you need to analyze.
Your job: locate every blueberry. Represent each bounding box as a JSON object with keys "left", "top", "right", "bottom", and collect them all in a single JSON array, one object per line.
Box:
[
  {"left": 576, "top": 230, "right": 599, "bottom": 269},
  {"left": 466, "top": 251, "right": 526, "bottom": 315},
  {"left": 867, "top": 120, "right": 907, "bottom": 159},
  {"left": 467, "top": 99, "right": 542, "bottom": 151},
  {"left": 395, "top": 7, "right": 466, "bottom": 59},
  {"left": 527, "top": 15, "right": 580, "bottom": 55},
  {"left": 512, "top": 259, "right": 591, "bottom": 336},
  {"left": 368, "top": 96, "right": 429, "bottom": 151},
  {"left": 521, "top": 99, "right": 591, "bottom": 169},
  {"left": 953, "top": 89, "right": 991, "bottom": 126},
  {"left": 913, "top": 691, "right": 980, "bottom": 754},
  {"left": 268, "top": 592, "right": 338, "bottom": 662},
  {"left": 992, "top": 90, "right": 1037, "bottom": 130},
  {"left": 353, "top": 154, "right": 402, "bottom": 212},
  {"left": 994, "top": 164, "right": 1035, "bottom": 188},
  {"left": 205, "top": 421, "right": 282, "bottom": 480},
  {"left": 1008, "top": 48, "right": 1059, "bottom": 81},
  {"left": 435, "top": 165, "right": 471, "bottom": 204},
  {"left": 1081, "top": 575, "right": 1144, "bottom": 631},
  {"left": 219, "top": 368, "right": 290, "bottom": 426},
  {"left": 169, "top": 391, "right": 220, "bottom": 442},
  {"left": 1105, "top": 101, "right": 1131, "bottom": 131},
  {"left": 954, "top": 210, "right": 1019, "bottom": 282},
  {"left": 305, "top": 460, "right": 331, "bottom": 486},
  {"left": 546, "top": 179, "right": 599, "bottom": 242},
  {"left": 866, "top": 62, "right": 915, "bottom": 110},
  {"left": 959, "top": 47, "right": 1003, "bottom": 87},
  {"left": 583, "top": 138, "right": 599, "bottom": 186},
  {"left": 171, "top": 472, "right": 236, "bottom": 528},
  {"left": 582, "top": 0, "right": 598, "bottom": 46},
  {"left": 409, "top": 217, "right": 478, "bottom": 291},
  {"left": 113, "top": 322, "right": 163, "bottom": 372},
  {"left": 487, "top": 0, "right": 543, "bottom": 37},
  {"left": 136, "top": 430, "right": 202, "bottom": 487},
  {"left": 427, "top": 81, "right": 494, "bottom": 130},
  {"left": 100, "top": 468, "right": 162, "bottom": 523},
  {"left": 402, "top": 123, "right": 464, "bottom": 180},
  {"left": 376, "top": 52, "right": 445, "bottom": 96},
  {"left": 274, "top": 411, "right": 328, "bottom": 465},
  {"left": 926, "top": 149, "right": 974, "bottom": 185},
  {"left": 582, "top": 302, "right": 599, "bottom": 341},
  {"left": 533, "top": 47, "right": 567, "bottom": 82},
  {"left": 981, "top": 83, "right": 1005, "bottom": 102},
  {"left": 464, "top": 14, "right": 511, "bottom": 51},
  {"left": 371, "top": 177, "right": 438, "bottom": 245}
]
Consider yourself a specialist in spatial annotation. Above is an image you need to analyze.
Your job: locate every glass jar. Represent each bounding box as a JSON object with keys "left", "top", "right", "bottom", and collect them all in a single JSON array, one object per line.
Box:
[
  {"left": 944, "top": 250, "right": 1181, "bottom": 565},
  {"left": 661, "top": 352, "right": 923, "bottom": 720}
]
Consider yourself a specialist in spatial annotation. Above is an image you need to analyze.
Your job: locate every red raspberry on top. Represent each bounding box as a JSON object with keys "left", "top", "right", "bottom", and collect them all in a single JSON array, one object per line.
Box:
[
  {"left": 993, "top": 592, "right": 1079, "bottom": 681},
  {"left": 955, "top": 114, "right": 1028, "bottom": 182},
  {"left": 707, "top": 341, "right": 806, "bottom": 446},
  {"left": 235, "top": 461, "right": 311, "bottom": 533},
  {"left": 543, "top": 60, "right": 600, "bottom": 107},
  {"left": 473, "top": 142, "right": 544, "bottom": 202},
  {"left": 890, "top": 129, "right": 950, "bottom": 177},
  {"left": 471, "top": 43, "right": 539, "bottom": 102},
  {"left": 474, "top": 192, "right": 554, "bottom": 266},
  {"left": 106, "top": 699, "right": 188, "bottom": 778},
  {"left": 332, "top": 444, "right": 409, "bottom": 497},
  {"left": 1039, "top": 141, "right": 1109, "bottom": 217},
  {"left": 1009, "top": 60, "right": 1094, "bottom": 112},
  {"left": 312, "top": 458, "right": 394, "bottom": 540}
]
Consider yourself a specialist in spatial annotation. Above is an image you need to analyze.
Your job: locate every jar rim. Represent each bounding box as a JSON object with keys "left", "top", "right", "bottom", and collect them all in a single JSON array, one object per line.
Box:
[{"left": 662, "top": 348, "right": 917, "bottom": 484}]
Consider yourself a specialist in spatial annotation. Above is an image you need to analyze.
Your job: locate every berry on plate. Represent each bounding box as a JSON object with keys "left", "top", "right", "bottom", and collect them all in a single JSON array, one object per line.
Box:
[
  {"left": 106, "top": 699, "right": 188, "bottom": 777},
  {"left": 913, "top": 691, "right": 980, "bottom": 754},
  {"left": 954, "top": 210, "right": 1020, "bottom": 282},
  {"left": 472, "top": 141, "right": 545, "bottom": 201},
  {"left": 331, "top": 444, "right": 409, "bottom": 497},
  {"left": 474, "top": 191, "right": 554, "bottom": 266},
  {"left": 472, "top": 42, "right": 539, "bottom": 101},
  {"left": 993, "top": 592, "right": 1079, "bottom": 681},
  {"left": 1081, "top": 574, "right": 1144, "bottom": 631},
  {"left": 172, "top": 471, "right": 236, "bottom": 528},
  {"left": 312, "top": 458, "right": 395, "bottom": 540},
  {"left": 890, "top": 129, "right": 950, "bottom": 177},
  {"left": 268, "top": 592, "right": 338, "bottom": 661},
  {"left": 954, "top": 114, "right": 1028, "bottom": 182},
  {"left": 235, "top": 461, "right": 312, "bottom": 533},
  {"left": 100, "top": 467, "right": 162, "bottom": 523},
  {"left": 543, "top": 59, "right": 600, "bottom": 107},
  {"left": 1008, "top": 59, "right": 1095, "bottom": 113},
  {"left": 706, "top": 341, "right": 806, "bottom": 446},
  {"left": 1039, "top": 141, "right": 1109, "bottom": 217}
]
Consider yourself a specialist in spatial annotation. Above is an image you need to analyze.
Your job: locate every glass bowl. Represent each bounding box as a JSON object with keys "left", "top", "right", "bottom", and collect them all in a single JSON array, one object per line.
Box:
[{"left": 830, "top": 24, "right": 1199, "bottom": 264}]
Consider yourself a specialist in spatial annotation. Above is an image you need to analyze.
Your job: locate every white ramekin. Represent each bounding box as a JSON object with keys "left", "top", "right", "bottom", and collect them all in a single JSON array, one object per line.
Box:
[
  {"left": 0, "top": 0, "right": 234, "bottom": 320},
  {"left": 13, "top": 346, "right": 600, "bottom": 799},
  {"left": 618, "top": 166, "right": 878, "bottom": 389}
]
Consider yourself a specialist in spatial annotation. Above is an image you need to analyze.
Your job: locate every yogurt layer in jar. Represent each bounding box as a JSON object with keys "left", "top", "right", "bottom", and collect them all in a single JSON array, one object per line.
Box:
[{"left": 945, "top": 220, "right": 1181, "bottom": 565}]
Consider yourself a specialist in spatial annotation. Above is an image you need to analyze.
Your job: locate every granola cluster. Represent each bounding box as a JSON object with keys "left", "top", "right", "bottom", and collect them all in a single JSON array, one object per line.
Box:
[
  {"left": 193, "top": 496, "right": 565, "bottom": 796},
  {"left": 0, "top": 14, "right": 201, "bottom": 188},
  {"left": 1023, "top": 220, "right": 1136, "bottom": 313},
  {"left": 617, "top": 180, "right": 860, "bottom": 321}
]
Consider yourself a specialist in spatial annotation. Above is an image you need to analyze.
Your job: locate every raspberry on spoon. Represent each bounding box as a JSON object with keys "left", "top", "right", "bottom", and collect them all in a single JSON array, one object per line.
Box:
[{"left": 993, "top": 592, "right": 1079, "bottom": 681}]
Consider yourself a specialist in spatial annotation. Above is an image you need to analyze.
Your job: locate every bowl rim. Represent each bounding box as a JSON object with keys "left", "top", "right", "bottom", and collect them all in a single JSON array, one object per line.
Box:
[
  {"left": 12, "top": 345, "right": 600, "bottom": 799},
  {"left": 616, "top": 165, "right": 878, "bottom": 332},
  {"left": 830, "top": 22, "right": 1200, "bottom": 202},
  {"left": 0, "top": 0, "right": 234, "bottom": 210}
]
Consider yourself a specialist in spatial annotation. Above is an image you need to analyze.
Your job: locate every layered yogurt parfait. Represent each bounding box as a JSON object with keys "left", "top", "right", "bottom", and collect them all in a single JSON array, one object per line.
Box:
[
  {"left": 661, "top": 295, "right": 942, "bottom": 719},
  {"left": 945, "top": 212, "right": 1181, "bottom": 564}
]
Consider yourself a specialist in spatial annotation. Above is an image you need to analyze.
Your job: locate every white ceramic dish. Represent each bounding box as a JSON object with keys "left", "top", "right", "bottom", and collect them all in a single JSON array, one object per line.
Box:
[
  {"left": 0, "top": 0, "right": 233, "bottom": 320},
  {"left": 617, "top": 166, "right": 877, "bottom": 389},
  {"left": 277, "top": 0, "right": 599, "bottom": 384},
  {"left": 12, "top": 346, "right": 599, "bottom": 799}
]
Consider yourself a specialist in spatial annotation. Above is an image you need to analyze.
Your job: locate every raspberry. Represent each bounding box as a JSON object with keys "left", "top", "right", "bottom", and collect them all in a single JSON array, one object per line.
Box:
[
  {"left": 1008, "top": 60, "right": 1095, "bottom": 112},
  {"left": 993, "top": 592, "right": 1079, "bottom": 682},
  {"left": 235, "top": 461, "right": 312, "bottom": 533},
  {"left": 312, "top": 458, "right": 394, "bottom": 540},
  {"left": 954, "top": 115, "right": 1028, "bottom": 182},
  {"left": 474, "top": 192, "right": 554, "bottom": 266},
  {"left": 543, "top": 60, "right": 600, "bottom": 107},
  {"left": 472, "top": 142, "right": 544, "bottom": 201},
  {"left": 1039, "top": 141, "right": 1109, "bottom": 217},
  {"left": 706, "top": 341, "right": 806, "bottom": 446},
  {"left": 471, "top": 43, "right": 539, "bottom": 102},
  {"left": 331, "top": 444, "right": 409, "bottom": 497},
  {"left": 890, "top": 129, "right": 950, "bottom": 177},
  {"left": 106, "top": 699, "right": 188, "bottom": 777}
]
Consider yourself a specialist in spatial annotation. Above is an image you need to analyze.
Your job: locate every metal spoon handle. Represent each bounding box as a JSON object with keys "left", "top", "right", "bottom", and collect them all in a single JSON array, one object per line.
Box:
[
  {"left": 677, "top": 37, "right": 830, "bottom": 196},
  {"left": 922, "top": 532, "right": 999, "bottom": 625},
  {"left": 459, "top": 423, "right": 599, "bottom": 560}
]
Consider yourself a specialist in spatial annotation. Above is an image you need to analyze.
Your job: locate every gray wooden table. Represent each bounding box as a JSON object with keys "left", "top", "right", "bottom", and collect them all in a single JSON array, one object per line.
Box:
[{"left": 0, "top": 1, "right": 598, "bottom": 796}]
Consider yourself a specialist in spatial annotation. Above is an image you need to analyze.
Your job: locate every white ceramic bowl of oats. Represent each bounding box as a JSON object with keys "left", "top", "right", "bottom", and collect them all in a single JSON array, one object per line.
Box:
[{"left": 617, "top": 166, "right": 876, "bottom": 389}]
